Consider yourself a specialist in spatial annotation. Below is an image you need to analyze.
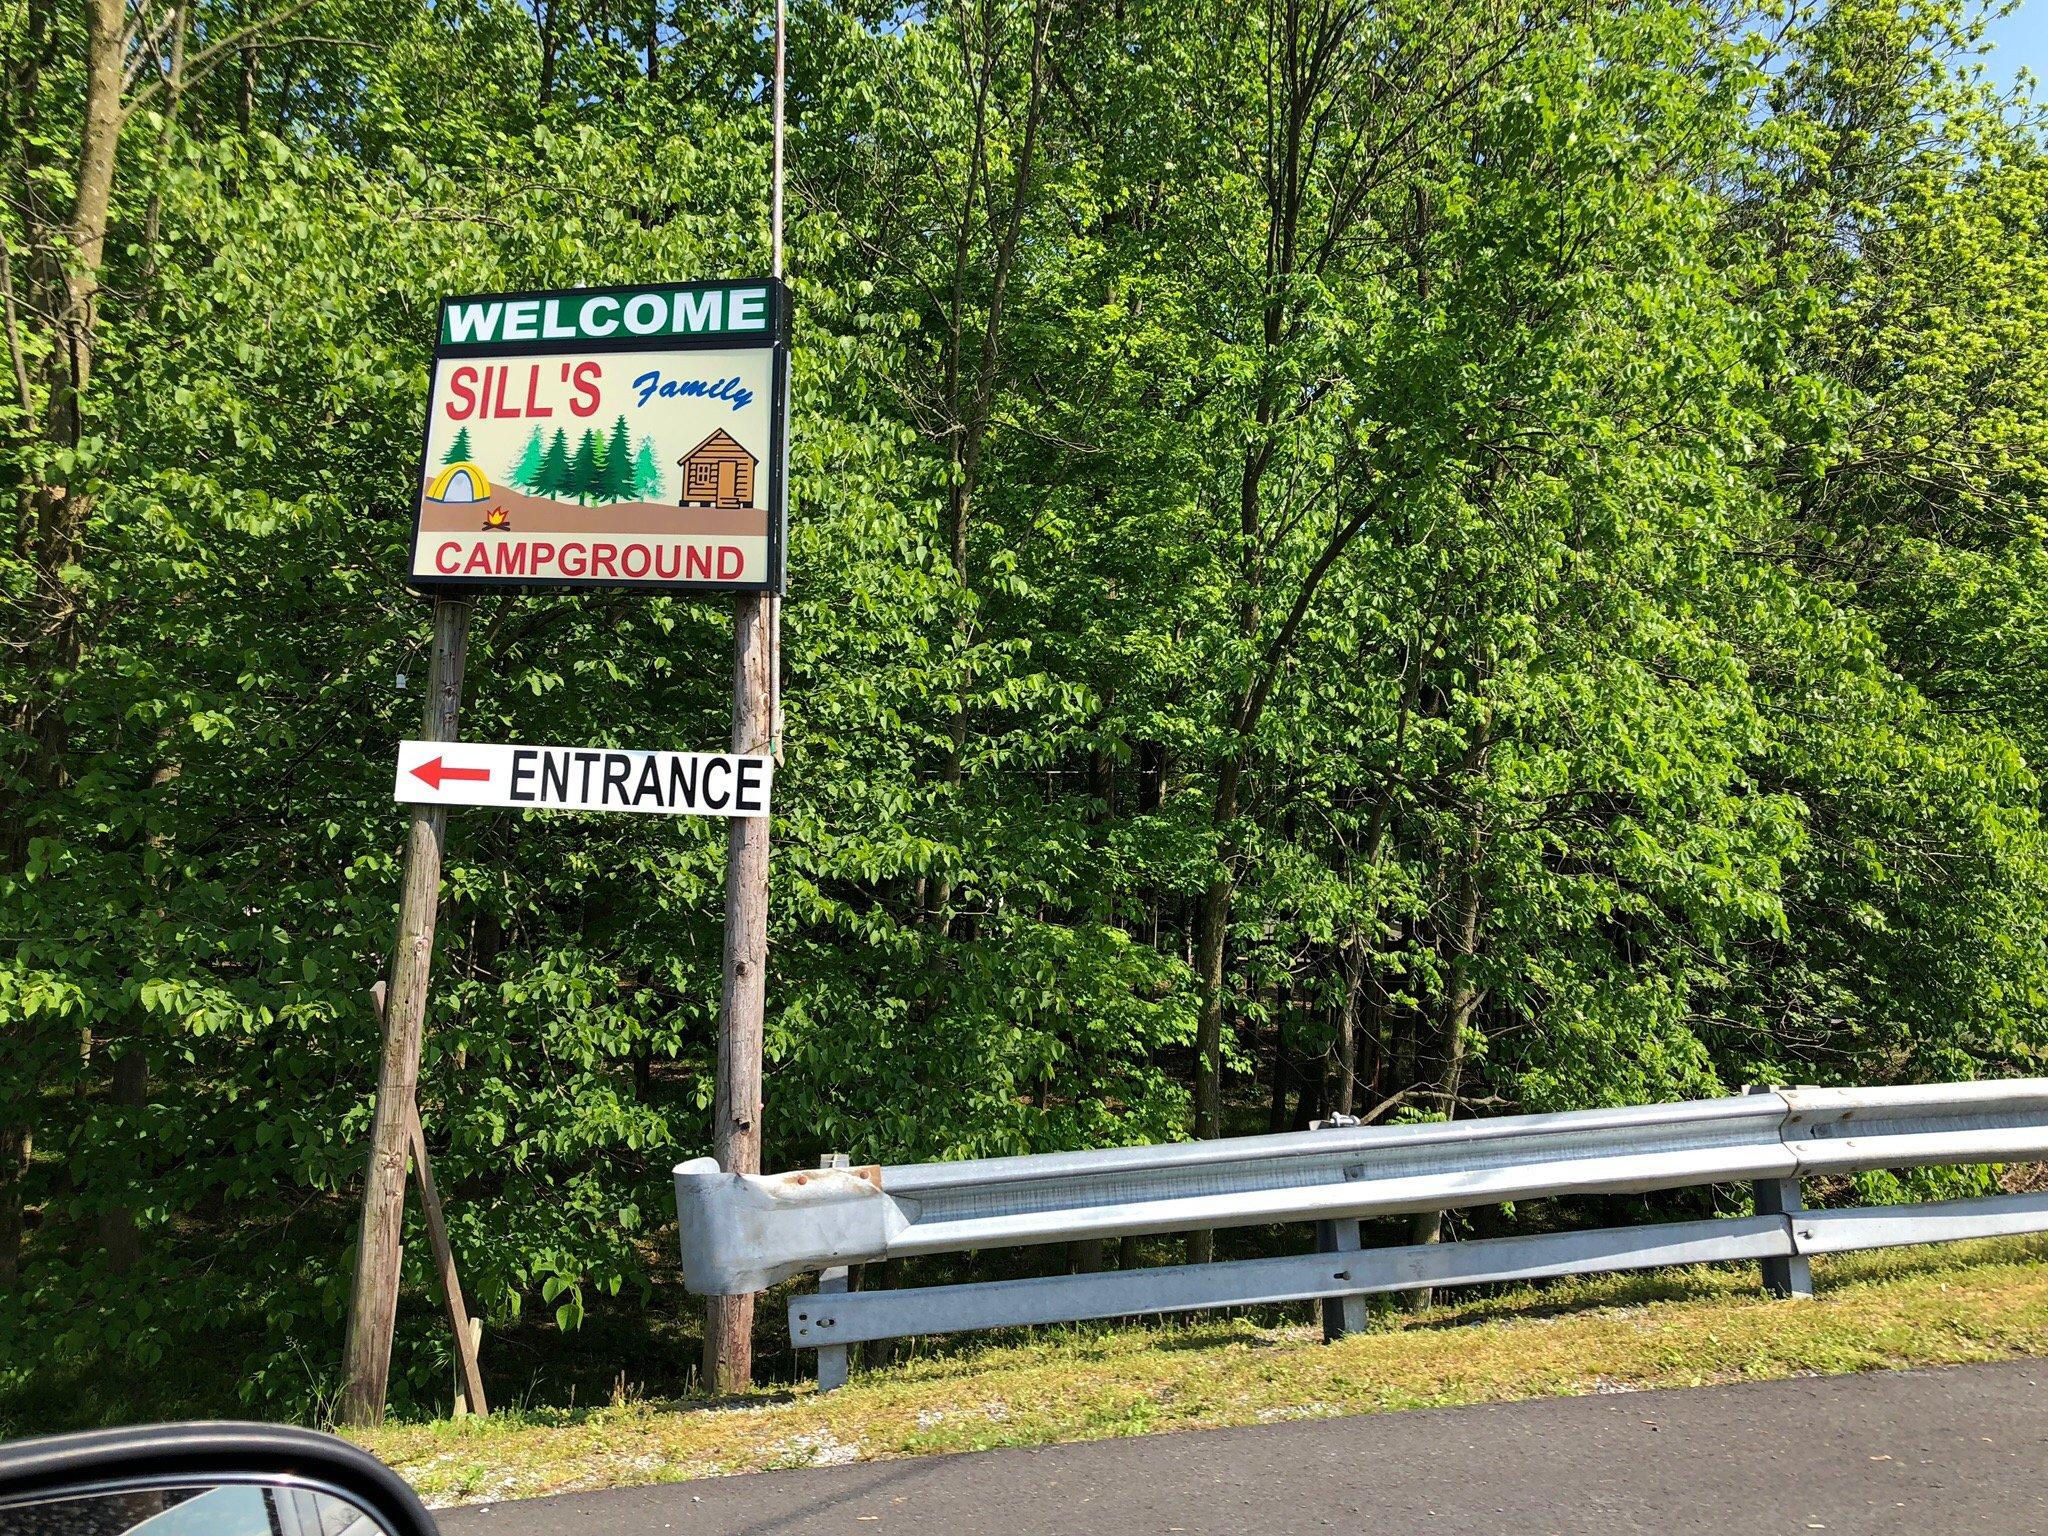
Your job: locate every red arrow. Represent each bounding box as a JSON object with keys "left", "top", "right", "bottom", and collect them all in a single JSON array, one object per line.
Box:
[{"left": 410, "top": 755, "right": 491, "bottom": 791}]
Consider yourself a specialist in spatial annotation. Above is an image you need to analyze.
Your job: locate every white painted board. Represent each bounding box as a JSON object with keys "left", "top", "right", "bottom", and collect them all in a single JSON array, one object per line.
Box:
[{"left": 394, "top": 740, "right": 770, "bottom": 817}]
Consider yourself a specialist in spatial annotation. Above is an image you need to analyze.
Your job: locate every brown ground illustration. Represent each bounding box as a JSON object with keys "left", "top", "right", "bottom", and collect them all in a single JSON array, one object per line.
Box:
[{"left": 417, "top": 487, "right": 766, "bottom": 537}]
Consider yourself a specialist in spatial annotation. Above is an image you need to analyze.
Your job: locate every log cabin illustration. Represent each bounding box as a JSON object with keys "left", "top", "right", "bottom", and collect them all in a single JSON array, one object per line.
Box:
[{"left": 677, "top": 429, "right": 757, "bottom": 509}]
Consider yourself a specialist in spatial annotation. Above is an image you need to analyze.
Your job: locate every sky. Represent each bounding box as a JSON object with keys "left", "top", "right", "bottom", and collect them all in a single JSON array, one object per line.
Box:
[{"left": 1984, "top": 1, "right": 2047, "bottom": 93}]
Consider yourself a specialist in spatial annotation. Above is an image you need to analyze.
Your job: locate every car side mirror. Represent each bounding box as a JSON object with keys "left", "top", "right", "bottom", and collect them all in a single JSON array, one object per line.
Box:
[{"left": 0, "top": 1424, "right": 436, "bottom": 1536}]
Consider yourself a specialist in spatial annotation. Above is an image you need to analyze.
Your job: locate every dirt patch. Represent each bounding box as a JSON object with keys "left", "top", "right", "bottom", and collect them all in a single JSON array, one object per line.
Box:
[{"left": 418, "top": 485, "right": 764, "bottom": 537}]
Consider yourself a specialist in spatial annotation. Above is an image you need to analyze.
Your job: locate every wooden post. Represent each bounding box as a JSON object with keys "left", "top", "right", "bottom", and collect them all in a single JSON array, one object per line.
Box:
[
  {"left": 703, "top": 588, "right": 775, "bottom": 1393},
  {"left": 702, "top": 0, "right": 787, "bottom": 1396},
  {"left": 341, "top": 595, "right": 470, "bottom": 1428},
  {"left": 452, "top": 1317, "right": 484, "bottom": 1416}
]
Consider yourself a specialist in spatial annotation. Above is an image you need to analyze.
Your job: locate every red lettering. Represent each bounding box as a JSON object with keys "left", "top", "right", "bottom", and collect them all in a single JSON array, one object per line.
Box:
[
  {"left": 560, "top": 544, "right": 589, "bottom": 577},
  {"left": 523, "top": 365, "right": 553, "bottom": 417},
  {"left": 571, "top": 361, "right": 602, "bottom": 417},
  {"left": 591, "top": 543, "right": 619, "bottom": 577},
  {"left": 491, "top": 365, "right": 515, "bottom": 419},
  {"left": 531, "top": 541, "right": 556, "bottom": 572},
  {"left": 435, "top": 541, "right": 462, "bottom": 573},
  {"left": 654, "top": 546, "right": 683, "bottom": 579},
  {"left": 716, "top": 545, "right": 744, "bottom": 579},
  {"left": 464, "top": 543, "right": 491, "bottom": 574},
  {"left": 684, "top": 545, "right": 712, "bottom": 579},
  {"left": 495, "top": 542, "right": 529, "bottom": 576},
  {"left": 621, "top": 543, "right": 651, "bottom": 578},
  {"left": 445, "top": 367, "right": 478, "bottom": 420}
]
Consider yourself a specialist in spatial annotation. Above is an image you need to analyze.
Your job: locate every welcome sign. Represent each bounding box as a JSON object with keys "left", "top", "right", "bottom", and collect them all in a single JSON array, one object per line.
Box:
[{"left": 408, "top": 279, "right": 789, "bottom": 593}]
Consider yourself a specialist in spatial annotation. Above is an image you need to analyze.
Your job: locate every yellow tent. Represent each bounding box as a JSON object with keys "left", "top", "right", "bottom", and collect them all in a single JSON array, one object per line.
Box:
[{"left": 428, "top": 461, "right": 491, "bottom": 503}]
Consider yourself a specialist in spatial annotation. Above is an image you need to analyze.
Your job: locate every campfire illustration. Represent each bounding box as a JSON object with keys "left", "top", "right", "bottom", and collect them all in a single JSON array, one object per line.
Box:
[{"left": 481, "top": 504, "right": 512, "bottom": 532}]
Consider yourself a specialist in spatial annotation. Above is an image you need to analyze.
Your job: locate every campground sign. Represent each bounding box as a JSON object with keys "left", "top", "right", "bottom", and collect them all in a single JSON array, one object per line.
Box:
[{"left": 408, "top": 279, "right": 789, "bottom": 593}]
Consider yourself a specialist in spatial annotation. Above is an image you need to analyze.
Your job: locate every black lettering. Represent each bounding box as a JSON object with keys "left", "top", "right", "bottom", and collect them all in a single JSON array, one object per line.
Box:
[
  {"left": 510, "top": 749, "right": 538, "bottom": 802},
  {"left": 540, "top": 750, "right": 570, "bottom": 802},
  {"left": 735, "top": 757, "right": 765, "bottom": 813},
  {"left": 575, "top": 750, "right": 602, "bottom": 800},
  {"left": 666, "top": 754, "right": 700, "bottom": 808},
  {"left": 703, "top": 756, "right": 733, "bottom": 810},
  {"left": 632, "top": 755, "right": 664, "bottom": 805},
  {"left": 601, "top": 753, "right": 632, "bottom": 804}
]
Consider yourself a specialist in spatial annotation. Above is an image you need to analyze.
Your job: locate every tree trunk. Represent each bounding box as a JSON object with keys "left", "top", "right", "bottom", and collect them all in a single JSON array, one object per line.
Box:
[
  {"left": 1406, "top": 839, "right": 1484, "bottom": 1310},
  {"left": 927, "top": 0, "right": 1053, "bottom": 928},
  {"left": 1187, "top": 858, "right": 1233, "bottom": 1265},
  {"left": 538, "top": 0, "right": 559, "bottom": 103},
  {"left": 1330, "top": 940, "right": 1366, "bottom": 1116},
  {"left": 0, "top": 1127, "right": 29, "bottom": 1283},
  {"left": 1289, "top": 1060, "right": 1321, "bottom": 1131},
  {"left": 95, "top": 1046, "right": 147, "bottom": 1272},
  {"left": 1266, "top": 981, "right": 1292, "bottom": 1133}
]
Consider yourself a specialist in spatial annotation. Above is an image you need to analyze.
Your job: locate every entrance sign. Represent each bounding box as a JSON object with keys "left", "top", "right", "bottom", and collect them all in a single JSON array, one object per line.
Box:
[
  {"left": 394, "top": 739, "right": 772, "bottom": 817},
  {"left": 408, "top": 280, "right": 789, "bottom": 594}
]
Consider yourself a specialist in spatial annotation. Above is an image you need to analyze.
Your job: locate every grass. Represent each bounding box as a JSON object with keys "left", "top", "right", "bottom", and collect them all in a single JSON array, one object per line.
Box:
[{"left": 351, "top": 1234, "right": 2048, "bottom": 1507}]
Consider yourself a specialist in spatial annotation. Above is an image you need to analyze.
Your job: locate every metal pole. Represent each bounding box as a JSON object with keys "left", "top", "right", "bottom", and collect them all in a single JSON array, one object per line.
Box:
[
  {"left": 768, "top": 0, "right": 786, "bottom": 755},
  {"left": 770, "top": 0, "right": 785, "bottom": 281},
  {"left": 341, "top": 594, "right": 470, "bottom": 1426},
  {"left": 703, "top": 0, "right": 787, "bottom": 1395}
]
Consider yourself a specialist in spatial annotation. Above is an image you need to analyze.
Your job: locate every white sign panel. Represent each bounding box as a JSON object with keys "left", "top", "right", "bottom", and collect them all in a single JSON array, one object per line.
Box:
[{"left": 394, "top": 740, "right": 770, "bottom": 817}]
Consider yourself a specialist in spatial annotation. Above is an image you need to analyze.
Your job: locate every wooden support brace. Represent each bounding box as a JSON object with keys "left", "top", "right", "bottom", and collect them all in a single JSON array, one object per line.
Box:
[
  {"left": 408, "top": 1099, "right": 487, "bottom": 1415},
  {"left": 371, "top": 979, "right": 488, "bottom": 1416}
]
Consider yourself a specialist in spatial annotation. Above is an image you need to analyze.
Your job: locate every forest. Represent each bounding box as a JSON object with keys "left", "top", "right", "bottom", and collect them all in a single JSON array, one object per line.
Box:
[{"left": 3, "top": 0, "right": 2047, "bottom": 1426}]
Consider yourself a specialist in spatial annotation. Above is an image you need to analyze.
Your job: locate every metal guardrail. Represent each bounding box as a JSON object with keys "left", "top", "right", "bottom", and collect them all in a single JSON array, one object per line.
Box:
[{"left": 673, "top": 1079, "right": 2048, "bottom": 1391}]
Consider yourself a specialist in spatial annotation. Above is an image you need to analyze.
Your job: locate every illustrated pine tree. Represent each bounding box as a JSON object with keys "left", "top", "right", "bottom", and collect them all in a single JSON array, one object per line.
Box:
[
  {"left": 442, "top": 427, "right": 473, "bottom": 465},
  {"left": 569, "top": 429, "right": 604, "bottom": 504},
  {"left": 535, "top": 427, "right": 572, "bottom": 498},
  {"left": 602, "top": 415, "right": 636, "bottom": 503},
  {"left": 510, "top": 427, "right": 545, "bottom": 492},
  {"left": 632, "top": 436, "right": 665, "bottom": 500}
]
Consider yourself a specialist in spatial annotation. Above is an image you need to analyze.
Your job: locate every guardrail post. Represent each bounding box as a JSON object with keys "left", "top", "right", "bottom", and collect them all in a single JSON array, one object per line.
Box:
[
  {"left": 1316, "top": 1120, "right": 1367, "bottom": 1339},
  {"left": 1755, "top": 1175, "right": 1813, "bottom": 1299},
  {"left": 811, "top": 1153, "right": 853, "bottom": 1391},
  {"left": 813, "top": 1264, "right": 851, "bottom": 1391},
  {"left": 1316, "top": 1217, "right": 1365, "bottom": 1339}
]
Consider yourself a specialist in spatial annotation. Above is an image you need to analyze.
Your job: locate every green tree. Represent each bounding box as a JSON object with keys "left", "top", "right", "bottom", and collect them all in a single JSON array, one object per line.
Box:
[
  {"left": 4, "top": 0, "right": 2045, "bottom": 1436},
  {"left": 442, "top": 426, "right": 474, "bottom": 466}
]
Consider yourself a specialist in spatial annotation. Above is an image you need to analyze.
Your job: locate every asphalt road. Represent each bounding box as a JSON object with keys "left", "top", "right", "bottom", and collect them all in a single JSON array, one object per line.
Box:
[{"left": 441, "top": 1360, "right": 2048, "bottom": 1536}]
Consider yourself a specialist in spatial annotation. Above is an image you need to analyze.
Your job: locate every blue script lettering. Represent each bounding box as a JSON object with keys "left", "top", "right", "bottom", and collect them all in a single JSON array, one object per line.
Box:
[{"left": 631, "top": 371, "right": 754, "bottom": 412}]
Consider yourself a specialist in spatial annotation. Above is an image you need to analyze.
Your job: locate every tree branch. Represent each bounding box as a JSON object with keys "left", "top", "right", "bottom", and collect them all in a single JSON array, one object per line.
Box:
[
  {"left": 120, "top": 0, "right": 319, "bottom": 120},
  {"left": 0, "top": 239, "right": 37, "bottom": 429}
]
